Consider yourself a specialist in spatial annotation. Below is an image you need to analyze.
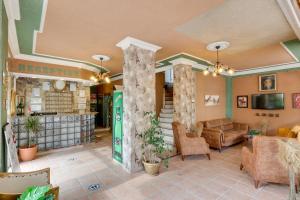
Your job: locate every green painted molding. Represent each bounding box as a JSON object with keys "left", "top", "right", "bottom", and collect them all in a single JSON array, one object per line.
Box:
[
  {"left": 225, "top": 77, "right": 233, "bottom": 119},
  {"left": 283, "top": 39, "right": 300, "bottom": 61},
  {"left": 15, "top": 0, "right": 43, "bottom": 55},
  {"left": 14, "top": 0, "right": 108, "bottom": 72},
  {"left": 157, "top": 53, "right": 212, "bottom": 68}
]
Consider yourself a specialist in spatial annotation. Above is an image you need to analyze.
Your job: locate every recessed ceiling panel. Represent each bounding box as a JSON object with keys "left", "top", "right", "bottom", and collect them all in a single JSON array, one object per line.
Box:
[{"left": 176, "top": 0, "right": 296, "bottom": 54}]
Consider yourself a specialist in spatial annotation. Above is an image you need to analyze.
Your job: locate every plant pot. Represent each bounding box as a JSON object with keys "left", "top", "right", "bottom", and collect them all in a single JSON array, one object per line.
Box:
[
  {"left": 19, "top": 145, "right": 38, "bottom": 161},
  {"left": 143, "top": 161, "right": 161, "bottom": 176}
]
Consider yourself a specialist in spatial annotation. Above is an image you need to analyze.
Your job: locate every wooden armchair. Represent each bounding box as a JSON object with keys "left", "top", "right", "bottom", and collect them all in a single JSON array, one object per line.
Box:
[
  {"left": 0, "top": 168, "right": 59, "bottom": 200},
  {"left": 172, "top": 122, "right": 210, "bottom": 160}
]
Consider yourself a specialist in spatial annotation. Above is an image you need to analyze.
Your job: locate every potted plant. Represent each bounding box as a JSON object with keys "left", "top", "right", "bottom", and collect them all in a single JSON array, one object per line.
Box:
[
  {"left": 19, "top": 116, "right": 41, "bottom": 161},
  {"left": 138, "top": 112, "right": 169, "bottom": 176}
]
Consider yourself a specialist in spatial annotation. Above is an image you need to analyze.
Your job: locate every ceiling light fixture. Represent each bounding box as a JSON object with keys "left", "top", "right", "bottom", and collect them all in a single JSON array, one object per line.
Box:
[
  {"left": 205, "top": 41, "right": 235, "bottom": 77},
  {"left": 90, "top": 55, "right": 111, "bottom": 84}
]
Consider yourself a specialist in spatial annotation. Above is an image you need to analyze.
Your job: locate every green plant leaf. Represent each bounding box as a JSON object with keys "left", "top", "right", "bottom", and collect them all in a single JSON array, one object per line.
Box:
[
  {"left": 18, "top": 185, "right": 51, "bottom": 200},
  {"left": 139, "top": 111, "right": 170, "bottom": 167}
]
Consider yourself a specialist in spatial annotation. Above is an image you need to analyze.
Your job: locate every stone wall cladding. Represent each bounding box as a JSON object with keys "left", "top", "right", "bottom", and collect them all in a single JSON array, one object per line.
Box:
[
  {"left": 122, "top": 44, "right": 156, "bottom": 173},
  {"left": 173, "top": 64, "right": 196, "bottom": 131}
]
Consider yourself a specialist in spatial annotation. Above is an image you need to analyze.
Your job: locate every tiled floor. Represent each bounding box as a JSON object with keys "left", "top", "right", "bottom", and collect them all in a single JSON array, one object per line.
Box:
[{"left": 21, "top": 135, "right": 295, "bottom": 200}]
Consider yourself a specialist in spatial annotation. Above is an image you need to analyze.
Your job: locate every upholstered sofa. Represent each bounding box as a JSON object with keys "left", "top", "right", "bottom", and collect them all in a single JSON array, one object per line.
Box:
[
  {"left": 172, "top": 122, "right": 210, "bottom": 160},
  {"left": 240, "top": 136, "right": 298, "bottom": 188},
  {"left": 202, "top": 118, "right": 249, "bottom": 151}
]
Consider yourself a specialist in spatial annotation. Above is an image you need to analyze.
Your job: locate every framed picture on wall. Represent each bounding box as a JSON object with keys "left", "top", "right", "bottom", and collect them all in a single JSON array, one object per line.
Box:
[
  {"left": 237, "top": 95, "right": 248, "bottom": 108},
  {"left": 292, "top": 93, "right": 300, "bottom": 109},
  {"left": 204, "top": 95, "right": 219, "bottom": 106},
  {"left": 259, "top": 74, "right": 276, "bottom": 91}
]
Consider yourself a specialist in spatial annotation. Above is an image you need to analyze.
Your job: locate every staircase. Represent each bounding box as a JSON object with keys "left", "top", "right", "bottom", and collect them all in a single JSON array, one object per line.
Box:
[{"left": 159, "top": 85, "right": 176, "bottom": 155}]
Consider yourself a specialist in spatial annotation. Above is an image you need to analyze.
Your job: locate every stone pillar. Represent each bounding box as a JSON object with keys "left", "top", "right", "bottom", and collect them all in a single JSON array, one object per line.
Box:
[
  {"left": 116, "top": 37, "right": 161, "bottom": 173},
  {"left": 173, "top": 63, "right": 196, "bottom": 131}
]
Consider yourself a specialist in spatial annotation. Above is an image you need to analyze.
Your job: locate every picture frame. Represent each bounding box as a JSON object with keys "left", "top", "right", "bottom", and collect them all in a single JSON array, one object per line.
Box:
[
  {"left": 292, "top": 93, "right": 300, "bottom": 109},
  {"left": 204, "top": 95, "right": 220, "bottom": 106},
  {"left": 259, "top": 74, "right": 276, "bottom": 91},
  {"left": 237, "top": 95, "right": 248, "bottom": 108}
]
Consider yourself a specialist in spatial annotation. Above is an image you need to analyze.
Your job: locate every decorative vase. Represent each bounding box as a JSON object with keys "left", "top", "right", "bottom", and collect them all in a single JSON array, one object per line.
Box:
[
  {"left": 19, "top": 145, "right": 38, "bottom": 161},
  {"left": 143, "top": 161, "right": 161, "bottom": 176}
]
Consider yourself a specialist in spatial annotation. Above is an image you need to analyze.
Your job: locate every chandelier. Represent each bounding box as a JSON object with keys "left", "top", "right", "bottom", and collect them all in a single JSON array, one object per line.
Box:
[
  {"left": 204, "top": 42, "right": 234, "bottom": 77},
  {"left": 90, "top": 55, "right": 111, "bottom": 83}
]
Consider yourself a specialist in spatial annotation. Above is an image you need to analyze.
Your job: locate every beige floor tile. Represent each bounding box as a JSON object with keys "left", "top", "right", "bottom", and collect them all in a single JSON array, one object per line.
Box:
[
  {"left": 19, "top": 137, "right": 290, "bottom": 200},
  {"left": 218, "top": 189, "right": 254, "bottom": 200}
]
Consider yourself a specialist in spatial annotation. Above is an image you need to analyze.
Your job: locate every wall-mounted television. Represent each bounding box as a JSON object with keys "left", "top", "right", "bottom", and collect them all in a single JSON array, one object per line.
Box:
[{"left": 251, "top": 93, "right": 284, "bottom": 110}]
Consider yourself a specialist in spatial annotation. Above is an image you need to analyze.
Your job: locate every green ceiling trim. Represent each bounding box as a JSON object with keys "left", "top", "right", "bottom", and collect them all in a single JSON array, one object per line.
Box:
[
  {"left": 157, "top": 53, "right": 212, "bottom": 68},
  {"left": 14, "top": 0, "right": 108, "bottom": 72},
  {"left": 36, "top": 54, "right": 108, "bottom": 73},
  {"left": 233, "top": 63, "right": 300, "bottom": 78},
  {"left": 283, "top": 39, "right": 300, "bottom": 61}
]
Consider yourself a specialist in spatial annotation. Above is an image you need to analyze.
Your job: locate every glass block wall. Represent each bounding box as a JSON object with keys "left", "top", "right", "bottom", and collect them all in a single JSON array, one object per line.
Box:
[{"left": 12, "top": 114, "right": 95, "bottom": 151}]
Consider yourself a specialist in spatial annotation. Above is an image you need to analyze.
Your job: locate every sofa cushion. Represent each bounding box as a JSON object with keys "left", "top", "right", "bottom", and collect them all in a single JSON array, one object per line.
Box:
[
  {"left": 205, "top": 119, "right": 222, "bottom": 129},
  {"left": 223, "top": 131, "right": 244, "bottom": 146},
  {"left": 222, "top": 123, "right": 234, "bottom": 131},
  {"left": 221, "top": 118, "right": 233, "bottom": 125}
]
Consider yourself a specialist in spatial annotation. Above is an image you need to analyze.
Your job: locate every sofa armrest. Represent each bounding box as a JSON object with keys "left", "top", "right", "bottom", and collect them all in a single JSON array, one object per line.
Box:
[
  {"left": 202, "top": 128, "right": 224, "bottom": 149},
  {"left": 233, "top": 122, "right": 249, "bottom": 133}
]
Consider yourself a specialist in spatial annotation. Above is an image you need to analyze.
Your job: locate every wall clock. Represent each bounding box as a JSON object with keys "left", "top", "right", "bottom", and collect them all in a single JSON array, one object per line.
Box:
[{"left": 54, "top": 80, "right": 66, "bottom": 91}]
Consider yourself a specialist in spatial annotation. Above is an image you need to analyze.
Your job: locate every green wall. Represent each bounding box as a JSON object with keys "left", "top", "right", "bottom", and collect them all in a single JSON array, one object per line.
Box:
[
  {"left": 226, "top": 77, "right": 233, "bottom": 119},
  {"left": 0, "top": 0, "right": 8, "bottom": 172}
]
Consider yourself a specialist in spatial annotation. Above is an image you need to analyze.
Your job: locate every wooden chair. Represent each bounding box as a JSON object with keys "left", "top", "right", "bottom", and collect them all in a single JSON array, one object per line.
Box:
[{"left": 0, "top": 168, "right": 59, "bottom": 200}]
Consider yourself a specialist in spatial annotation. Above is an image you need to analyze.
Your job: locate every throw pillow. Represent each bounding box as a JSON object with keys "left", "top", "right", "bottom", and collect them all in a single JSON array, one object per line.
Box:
[{"left": 190, "top": 125, "right": 203, "bottom": 137}]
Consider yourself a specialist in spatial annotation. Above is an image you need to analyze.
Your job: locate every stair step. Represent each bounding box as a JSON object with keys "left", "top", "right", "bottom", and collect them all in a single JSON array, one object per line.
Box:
[
  {"left": 159, "top": 117, "right": 173, "bottom": 123},
  {"left": 163, "top": 135, "right": 174, "bottom": 145},
  {"left": 159, "top": 122, "right": 172, "bottom": 129},
  {"left": 165, "top": 96, "right": 173, "bottom": 101},
  {"left": 161, "top": 108, "right": 173, "bottom": 114},
  {"left": 165, "top": 101, "right": 173, "bottom": 105},
  {"left": 160, "top": 113, "right": 173, "bottom": 118},
  {"left": 164, "top": 105, "right": 173, "bottom": 109},
  {"left": 161, "top": 128, "right": 173, "bottom": 136}
]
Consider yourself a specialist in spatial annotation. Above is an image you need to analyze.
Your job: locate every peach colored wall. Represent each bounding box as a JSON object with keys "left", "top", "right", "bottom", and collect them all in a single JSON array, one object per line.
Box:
[
  {"left": 155, "top": 72, "right": 165, "bottom": 115},
  {"left": 195, "top": 71, "right": 226, "bottom": 122},
  {"left": 233, "top": 70, "right": 300, "bottom": 135}
]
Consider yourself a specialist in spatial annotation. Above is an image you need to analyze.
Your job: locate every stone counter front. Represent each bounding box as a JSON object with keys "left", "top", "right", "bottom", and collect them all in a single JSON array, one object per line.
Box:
[{"left": 12, "top": 113, "right": 95, "bottom": 151}]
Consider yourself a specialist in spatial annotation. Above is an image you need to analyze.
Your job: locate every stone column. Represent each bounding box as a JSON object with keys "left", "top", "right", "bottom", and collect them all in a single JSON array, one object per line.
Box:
[
  {"left": 116, "top": 37, "right": 161, "bottom": 173},
  {"left": 172, "top": 62, "right": 196, "bottom": 131}
]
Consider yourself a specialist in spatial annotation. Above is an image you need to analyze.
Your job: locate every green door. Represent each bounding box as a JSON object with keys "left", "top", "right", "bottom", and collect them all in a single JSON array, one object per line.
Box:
[{"left": 112, "top": 91, "right": 123, "bottom": 163}]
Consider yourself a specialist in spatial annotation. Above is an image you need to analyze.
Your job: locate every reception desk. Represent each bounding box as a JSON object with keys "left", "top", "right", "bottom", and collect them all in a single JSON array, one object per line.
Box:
[{"left": 12, "top": 113, "right": 96, "bottom": 151}]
